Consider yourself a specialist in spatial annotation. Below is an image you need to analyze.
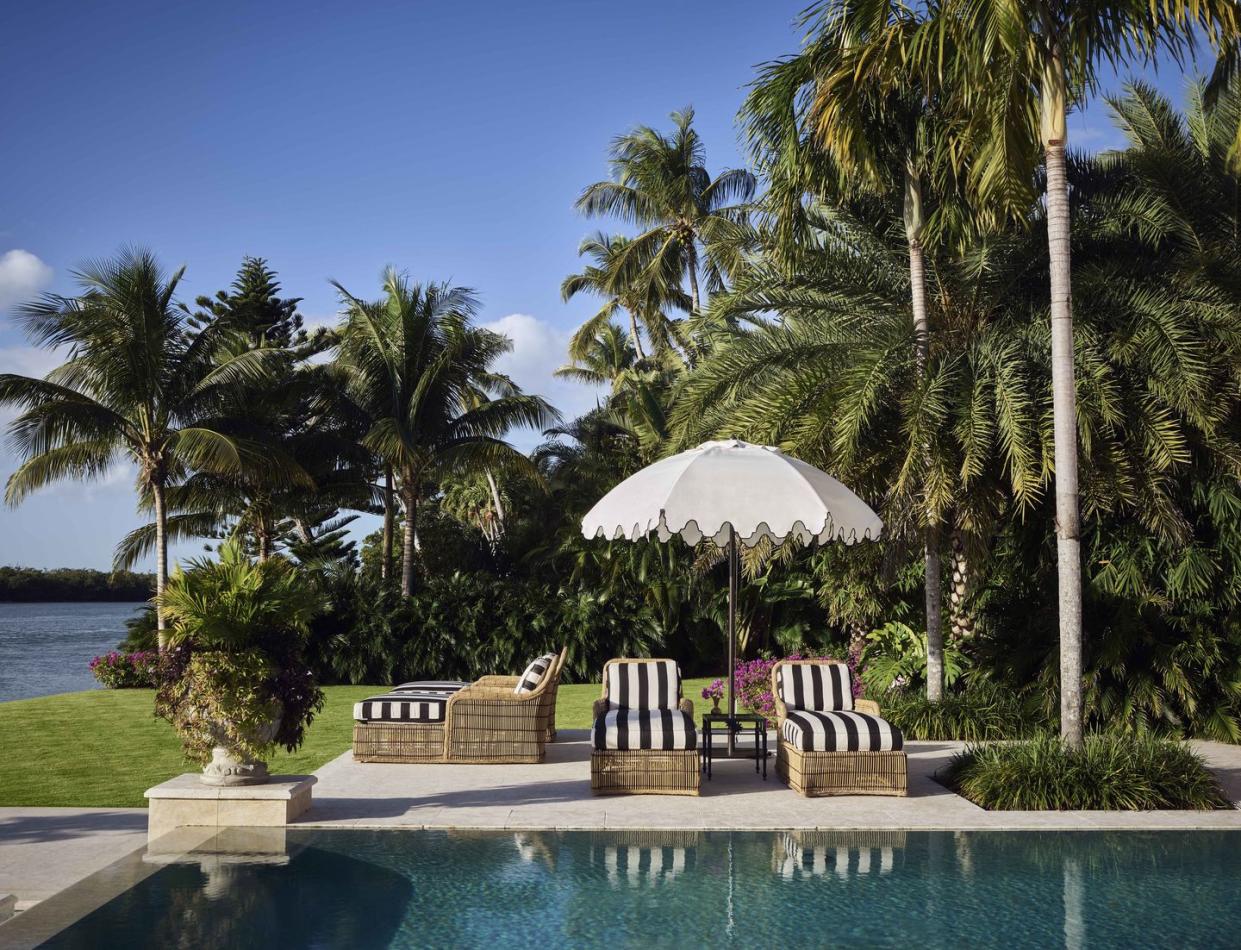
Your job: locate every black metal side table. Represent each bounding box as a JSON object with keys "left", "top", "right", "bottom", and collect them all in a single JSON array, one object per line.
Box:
[{"left": 701, "top": 712, "right": 768, "bottom": 780}]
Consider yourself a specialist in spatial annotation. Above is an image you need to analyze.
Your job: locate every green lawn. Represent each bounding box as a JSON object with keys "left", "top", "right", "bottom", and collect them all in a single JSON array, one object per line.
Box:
[{"left": 0, "top": 677, "right": 716, "bottom": 808}]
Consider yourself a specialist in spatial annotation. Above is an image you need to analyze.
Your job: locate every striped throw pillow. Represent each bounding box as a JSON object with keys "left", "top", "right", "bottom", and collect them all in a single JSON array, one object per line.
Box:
[
  {"left": 515, "top": 653, "right": 557, "bottom": 695},
  {"left": 605, "top": 659, "right": 680, "bottom": 710},
  {"left": 778, "top": 662, "right": 853, "bottom": 712}
]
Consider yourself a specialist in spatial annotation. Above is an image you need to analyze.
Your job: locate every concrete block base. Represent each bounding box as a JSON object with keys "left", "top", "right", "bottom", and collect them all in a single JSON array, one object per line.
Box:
[{"left": 144, "top": 774, "right": 315, "bottom": 841}]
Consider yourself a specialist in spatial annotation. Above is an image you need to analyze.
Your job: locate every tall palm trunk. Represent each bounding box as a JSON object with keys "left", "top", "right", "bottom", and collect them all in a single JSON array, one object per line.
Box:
[
  {"left": 627, "top": 311, "right": 648, "bottom": 360},
  {"left": 686, "top": 244, "right": 701, "bottom": 314},
  {"left": 1043, "top": 57, "right": 1084, "bottom": 749},
  {"left": 400, "top": 479, "right": 418, "bottom": 597},
  {"left": 948, "top": 531, "right": 976, "bottom": 643},
  {"left": 485, "top": 470, "right": 505, "bottom": 535},
  {"left": 381, "top": 466, "right": 394, "bottom": 582},
  {"left": 152, "top": 479, "right": 168, "bottom": 650},
  {"left": 906, "top": 161, "right": 945, "bottom": 702}
]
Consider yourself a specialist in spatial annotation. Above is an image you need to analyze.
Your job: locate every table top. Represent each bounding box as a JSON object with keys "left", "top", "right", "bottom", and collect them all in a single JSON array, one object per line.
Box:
[{"left": 701, "top": 711, "right": 766, "bottom": 724}]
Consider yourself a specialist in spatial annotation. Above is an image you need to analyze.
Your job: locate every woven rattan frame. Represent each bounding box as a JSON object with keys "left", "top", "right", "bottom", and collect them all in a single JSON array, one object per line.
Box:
[
  {"left": 352, "top": 721, "right": 445, "bottom": 763},
  {"left": 771, "top": 659, "right": 908, "bottom": 797},
  {"left": 589, "top": 658, "right": 700, "bottom": 796},
  {"left": 351, "top": 648, "right": 565, "bottom": 764}
]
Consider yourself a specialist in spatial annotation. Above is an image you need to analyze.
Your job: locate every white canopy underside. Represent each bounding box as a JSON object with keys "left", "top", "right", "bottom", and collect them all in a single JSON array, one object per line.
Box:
[{"left": 581, "top": 439, "right": 882, "bottom": 548}]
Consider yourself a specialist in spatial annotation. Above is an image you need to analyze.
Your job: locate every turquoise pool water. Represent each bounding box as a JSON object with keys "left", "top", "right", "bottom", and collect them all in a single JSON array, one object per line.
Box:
[{"left": 20, "top": 828, "right": 1241, "bottom": 948}]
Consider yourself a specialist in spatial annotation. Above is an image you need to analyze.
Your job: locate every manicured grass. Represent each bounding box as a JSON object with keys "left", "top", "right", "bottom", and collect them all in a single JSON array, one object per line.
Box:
[{"left": 0, "top": 677, "right": 717, "bottom": 808}]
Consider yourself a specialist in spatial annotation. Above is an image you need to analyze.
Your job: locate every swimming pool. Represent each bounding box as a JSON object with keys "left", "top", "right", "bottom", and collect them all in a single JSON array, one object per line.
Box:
[{"left": 6, "top": 828, "right": 1240, "bottom": 948}]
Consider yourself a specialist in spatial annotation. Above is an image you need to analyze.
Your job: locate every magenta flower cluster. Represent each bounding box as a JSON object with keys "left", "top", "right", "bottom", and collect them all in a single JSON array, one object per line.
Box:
[
  {"left": 701, "top": 678, "right": 725, "bottom": 703},
  {"left": 89, "top": 650, "right": 159, "bottom": 689},
  {"left": 732, "top": 650, "right": 863, "bottom": 722}
]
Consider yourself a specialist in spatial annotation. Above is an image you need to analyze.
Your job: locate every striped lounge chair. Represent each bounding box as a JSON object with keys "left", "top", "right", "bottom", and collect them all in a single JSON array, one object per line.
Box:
[
  {"left": 590, "top": 658, "right": 699, "bottom": 796},
  {"left": 352, "top": 649, "right": 565, "bottom": 764},
  {"left": 771, "top": 658, "right": 907, "bottom": 797}
]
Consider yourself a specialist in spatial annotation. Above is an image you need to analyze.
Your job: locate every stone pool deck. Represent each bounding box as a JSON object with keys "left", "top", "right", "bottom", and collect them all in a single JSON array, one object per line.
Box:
[
  {"left": 2, "top": 736, "right": 1239, "bottom": 911},
  {"left": 298, "top": 733, "right": 1241, "bottom": 832}
]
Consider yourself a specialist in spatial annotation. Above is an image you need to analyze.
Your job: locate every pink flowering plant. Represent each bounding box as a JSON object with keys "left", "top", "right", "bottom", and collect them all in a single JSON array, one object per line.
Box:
[
  {"left": 701, "top": 678, "right": 725, "bottom": 707},
  {"left": 733, "top": 650, "right": 863, "bottom": 723},
  {"left": 89, "top": 650, "right": 159, "bottom": 689}
]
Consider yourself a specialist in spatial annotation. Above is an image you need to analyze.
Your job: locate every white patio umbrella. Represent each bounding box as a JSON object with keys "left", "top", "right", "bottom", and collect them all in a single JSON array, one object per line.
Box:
[{"left": 581, "top": 439, "right": 882, "bottom": 752}]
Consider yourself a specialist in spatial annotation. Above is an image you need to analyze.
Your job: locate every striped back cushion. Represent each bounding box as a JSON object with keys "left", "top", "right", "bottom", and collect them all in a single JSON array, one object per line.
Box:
[
  {"left": 778, "top": 662, "right": 853, "bottom": 712},
  {"left": 515, "top": 653, "right": 557, "bottom": 695},
  {"left": 606, "top": 659, "right": 680, "bottom": 710}
]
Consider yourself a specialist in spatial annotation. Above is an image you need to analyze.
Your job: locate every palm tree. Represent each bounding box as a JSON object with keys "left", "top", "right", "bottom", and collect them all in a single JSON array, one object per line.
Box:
[
  {"left": 554, "top": 321, "right": 639, "bottom": 391},
  {"left": 742, "top": 6, "right": 966, "bottom": 700},
  {"left": 0, "top": 248, "right": 283, "bottom": 646},
  {"left": 561, "top": 232, "right": 691, "bottom": 362},
  {"left": 850, "top": 0, "right": 1240, "bottom": 747},
  {"left": 333, "top": 268, "right": 557, "bottom": 596},
  {"left": 575, "top": 108, "right": 756, "bottom": 316}
]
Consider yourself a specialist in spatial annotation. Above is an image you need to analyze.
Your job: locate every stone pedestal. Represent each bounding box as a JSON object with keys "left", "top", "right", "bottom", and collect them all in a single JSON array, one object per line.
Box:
[{"left": 145, "top": 774, "right": 316, "bottom": 842}]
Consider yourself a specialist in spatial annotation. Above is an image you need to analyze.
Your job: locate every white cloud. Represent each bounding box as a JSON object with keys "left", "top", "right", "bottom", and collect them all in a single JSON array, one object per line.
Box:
[
  {"left": 0, "top": 250, "right": 53, "bottom": 314},
  {"left": 481, "top": 313, "right": 606, "bottom": 449}
]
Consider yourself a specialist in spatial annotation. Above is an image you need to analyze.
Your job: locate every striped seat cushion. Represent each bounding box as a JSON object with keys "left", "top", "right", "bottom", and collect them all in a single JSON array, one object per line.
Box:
[
  {"left": 515, "top": 653, "right": 557, "bottom": 695},
  {"left": 778, "top": 662, "right": 854, "bottom": 712},
  {"left": 592, "top": 709, "right": 697, "bottom": 750},
  {"left": 605, "top": 659, "right": 680, "bottom": 710},
  {"left": 353, "top": 692, "right": 449, "bottom": 723},
  {"left": 391, "top": 680, "right": 468, "bottom": 696},
  {"left": 780, "top": 710, "right": 903, "bottom": 752}
]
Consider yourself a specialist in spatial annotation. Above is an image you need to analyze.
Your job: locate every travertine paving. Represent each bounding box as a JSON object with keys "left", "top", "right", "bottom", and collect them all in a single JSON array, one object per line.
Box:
[{"left": 300, "top": 733, "right": 1241, "bottom": 832}]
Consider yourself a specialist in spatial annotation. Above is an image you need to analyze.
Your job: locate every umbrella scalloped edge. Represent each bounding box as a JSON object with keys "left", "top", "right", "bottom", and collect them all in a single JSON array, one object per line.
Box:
[{"left": 581, "top": 512, "right": 880, "bottom": 548}]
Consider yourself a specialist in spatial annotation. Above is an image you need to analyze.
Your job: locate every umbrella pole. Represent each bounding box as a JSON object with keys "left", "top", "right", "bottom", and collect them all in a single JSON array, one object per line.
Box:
[{"left": 727, "top": 526, "right": 738, "bottom": 757}]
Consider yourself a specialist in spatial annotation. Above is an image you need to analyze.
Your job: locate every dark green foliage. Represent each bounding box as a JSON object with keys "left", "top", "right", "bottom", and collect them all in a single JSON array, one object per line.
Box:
[
  {"left": 304, "top": 570, "right": 659, "bottom": 686},
  {"left": 942, "top": 734, "right": 1231, "bottom": 810},
  {"left": 0, "top": 567, "right": 155, "bottom": 602},
  {"left": 192, "top": 257, "right": 305, "bottom": 348},
  {"left": 879, "top": 682, "right": 1037, "bottom": 741}
]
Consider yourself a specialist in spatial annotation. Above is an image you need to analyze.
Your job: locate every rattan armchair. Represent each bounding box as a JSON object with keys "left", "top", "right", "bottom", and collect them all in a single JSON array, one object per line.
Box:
[
  {"left": 589, "top": 658, "right": 700, "bottom": 796},
  {"left": 772, "top": 658, "right": 907, "bottom": 797}
]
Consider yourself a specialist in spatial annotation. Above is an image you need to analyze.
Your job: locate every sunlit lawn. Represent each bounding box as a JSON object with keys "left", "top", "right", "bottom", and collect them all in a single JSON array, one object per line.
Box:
[{"left": 0, "top": 677, "right": 716, "bottom": 808}]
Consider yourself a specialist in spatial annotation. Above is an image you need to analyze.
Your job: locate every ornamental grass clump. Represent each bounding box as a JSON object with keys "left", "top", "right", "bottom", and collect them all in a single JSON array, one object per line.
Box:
[
  {"left": 942, "top": 734, "right": 1230, "bottom": 811},
  {"left": 154, "top": 541, "right": 326, "bottom": 780},
  {"left": 881, "top": 682, "right": 1034, "bottom": 742}
]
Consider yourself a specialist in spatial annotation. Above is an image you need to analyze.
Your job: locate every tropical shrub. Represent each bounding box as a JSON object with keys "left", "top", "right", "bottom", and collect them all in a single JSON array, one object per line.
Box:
[
  {"left": 155, "top": 542, "right": 327, "bottom": 763},
  {"left": 860, "top": 622, "right": 968, "bottom": 695},
  {"left": 89, "top": 650, "right": 159, "bottom": 689},
  {"left": 942, "top": 734, "right": 1230, "bottom": 811},
  {"left": 880, "top": 682, "right": 1035, "bottom": 741}
]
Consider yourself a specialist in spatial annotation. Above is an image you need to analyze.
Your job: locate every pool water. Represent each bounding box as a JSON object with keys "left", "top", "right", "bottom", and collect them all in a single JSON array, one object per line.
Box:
[{"left": 16, "top": 828, "right": 1241, "bottom": 948}]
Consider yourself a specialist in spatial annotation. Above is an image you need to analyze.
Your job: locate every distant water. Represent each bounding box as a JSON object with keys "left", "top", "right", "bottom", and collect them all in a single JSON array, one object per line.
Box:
[{"left": 0, "top": 602, "right": 143, "bottom": 702}]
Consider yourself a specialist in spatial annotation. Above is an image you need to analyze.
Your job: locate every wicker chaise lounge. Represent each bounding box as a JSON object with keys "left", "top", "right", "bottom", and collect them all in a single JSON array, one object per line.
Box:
[
  {"left": 772, "top": 658, "right": 907, "bottom": 797},
  {"left": 590, "top": 658, "right": 700, "bottom": 796},
  {"left": 352, "top": 649, "right": 565, "bottom": 764}
]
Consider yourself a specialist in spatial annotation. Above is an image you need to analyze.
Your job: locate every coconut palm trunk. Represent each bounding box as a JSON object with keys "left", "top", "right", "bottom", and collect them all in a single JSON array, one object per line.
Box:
[
  {"left": 905, "top": 162, "right": 945, "bottom": 701},
  {"left": 400, "top": 480, "right": 418, "bottom": 597},
  {"left": 152, "top": 478, "right": 169, "bottom": 649},
  {"left": 1042, "top": 58, "right": 1084, "bottom": 748},
  {"left": 381, "top": 466, "right": 394, "bottom": 582}
]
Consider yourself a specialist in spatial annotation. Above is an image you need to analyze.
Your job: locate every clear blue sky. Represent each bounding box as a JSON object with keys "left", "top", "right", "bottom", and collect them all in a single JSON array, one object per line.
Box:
[{"left": 0, "top": 0, "right": 1206, "bottom": 570}]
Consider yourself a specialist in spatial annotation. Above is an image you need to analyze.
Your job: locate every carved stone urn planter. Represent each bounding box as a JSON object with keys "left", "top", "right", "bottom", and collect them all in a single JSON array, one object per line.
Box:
[{"left": 200, "top": 716, "right": 281, "bottom": 787}]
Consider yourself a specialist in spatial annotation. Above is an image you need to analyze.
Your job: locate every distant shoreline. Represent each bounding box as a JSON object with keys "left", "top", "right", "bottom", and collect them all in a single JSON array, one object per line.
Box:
[{"left": 0, "top": 598, "right": 149, "bottom": 604}]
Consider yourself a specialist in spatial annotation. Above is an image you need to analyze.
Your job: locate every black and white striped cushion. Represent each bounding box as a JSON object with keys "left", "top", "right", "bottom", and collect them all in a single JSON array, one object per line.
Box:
[
  {"left": 605, "top": 659, "right": 680, "bottom": 710},
  {"left": 592, "top": 708, "right": 697, "bottom": 750},
  {"left": 780, "top": 710, "right": 902, "bottom": 751},
  {"left": 391, "top": 680, "right": 468, "bottom": 696},
  {"left": 515, "top": 653, "right": 557, "bottom": 695},
  {"left": 603, "top": 845, "right": 689, "bottom": 885},
  {"left": 778, "top": 662, "right": 854, "bottom": 711},
  {"left": 353, "top": 691, "right": 449, "bottom": 723}
]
